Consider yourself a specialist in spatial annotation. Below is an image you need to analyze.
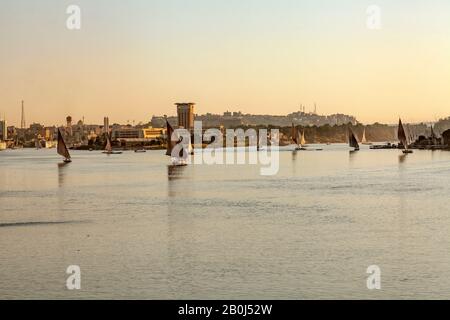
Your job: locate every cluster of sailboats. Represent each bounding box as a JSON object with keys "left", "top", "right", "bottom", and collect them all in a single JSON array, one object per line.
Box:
[
  {"left": 56, "top": 129, "right": 124, "bottom": 163},
  {"left": 54, "top": 117, "right": 415, "bottom": 164},
  {"left": 347, "top": 118, "right": 413, "bottom": 154}
]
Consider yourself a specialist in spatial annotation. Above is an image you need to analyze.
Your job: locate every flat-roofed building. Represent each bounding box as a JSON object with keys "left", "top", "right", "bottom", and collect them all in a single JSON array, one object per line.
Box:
[
  {"left": 112, "top": 128, "right": 142, "bottom": 139},
  {"left": 176, "top": 102, "right": 195, "bottom": 130},
  {"left": 142, "top": 127, "right": 165, "bottom": 140},
  {"left": 112, "top": 127, "right": 166, "bottom": 140}
]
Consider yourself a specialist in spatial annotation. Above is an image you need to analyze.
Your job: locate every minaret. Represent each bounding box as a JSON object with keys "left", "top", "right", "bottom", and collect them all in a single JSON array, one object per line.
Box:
[{"left": 20, "top": 100, "right": 26, "bottom": 129}]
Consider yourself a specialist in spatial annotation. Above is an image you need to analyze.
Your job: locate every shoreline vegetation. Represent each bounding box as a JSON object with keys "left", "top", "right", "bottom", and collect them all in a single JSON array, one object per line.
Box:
[
  {"left": 15, "top": 121, "right": 450, "bottom": 151},
  {"left": 69, "top": 123, "right": 431, "bottom": 150}
]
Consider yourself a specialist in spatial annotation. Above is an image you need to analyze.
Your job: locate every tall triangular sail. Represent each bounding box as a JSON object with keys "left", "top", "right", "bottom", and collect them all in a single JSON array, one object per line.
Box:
[
  {"left": 105, "top": 133, "right": 112, "bottom": 152},
  {"left": 361, "top": 128, "right": 367, "bottom": 144},
  {"left": 398, "top": 118, "right": 408, "bottom": 150},
  {"left": 300, "top": 130, "right": 306, "bottom": 146},
  {"left": 430, "top": 125, "right": 437, "bottom": 145},
  {"left": 57, "top": 128, "right": 71, "bottom": 160},
  {"left": 166, "top": 120, "right": 174, "bottom": 156},
  {"left": 348, "top": 127, "right": 360, "bottom": 150},
  {"left": 291, "top": 123, "right": 298, "bottom": 145}
]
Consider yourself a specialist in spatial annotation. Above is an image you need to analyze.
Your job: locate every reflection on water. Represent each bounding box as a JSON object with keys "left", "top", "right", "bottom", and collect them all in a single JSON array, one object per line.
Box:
[
  {"left": 348, "top": 150, "right": 358, "bottom": 165},
  {"left": 57, "top": 162, "right": 70, "bottom": 187},
  {"left": 398, "top": 154, "right": 407, "bottom": 165},
  {"left": 1, "top": 147, "right": 450, "bottom": 299},
  {"left": 167, "top": 164, "right": 186, "bottom": 181}
]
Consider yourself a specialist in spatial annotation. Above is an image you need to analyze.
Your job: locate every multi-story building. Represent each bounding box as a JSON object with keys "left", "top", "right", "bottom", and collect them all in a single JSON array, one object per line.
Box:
[
  {"left": 66, "top": 116, "right": 73, "bottom": 137},
  {"left": 112, "top": 127, "right": 142, "bottom": 139},
  {"left": 112, "top": 127, "right": 166, "bottom": 140},
  {"left": 142, "top": 127, "right": 166, "bottom": 140},
  {"left": 176, "top": 103, "right": 195, "bottom": 130},
  {"left": 0, "top": 119, "right": 7, "bottom": 140},
  {"left": 103, "top": 117, "right": 110, "bottom": 134}
]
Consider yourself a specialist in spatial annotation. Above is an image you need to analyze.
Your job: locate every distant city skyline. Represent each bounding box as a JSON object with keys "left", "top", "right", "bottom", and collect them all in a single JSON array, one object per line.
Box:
[
  {"left": 0, "top": 101, "right": 444, "bottom": 128},
  {"left": 1, "top": 0, "right": 450, "bottom": 126}
]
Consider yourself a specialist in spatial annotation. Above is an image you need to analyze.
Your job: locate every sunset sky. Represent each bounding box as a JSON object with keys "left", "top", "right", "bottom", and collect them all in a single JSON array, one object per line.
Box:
[{"left": 1, "top": 0, "right": 450, "bottom": 126}]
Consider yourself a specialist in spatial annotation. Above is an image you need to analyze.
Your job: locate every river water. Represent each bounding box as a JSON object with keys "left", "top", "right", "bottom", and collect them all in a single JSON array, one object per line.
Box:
[{"left": 1, "top": 145, "right": 450, "bottom": 299}]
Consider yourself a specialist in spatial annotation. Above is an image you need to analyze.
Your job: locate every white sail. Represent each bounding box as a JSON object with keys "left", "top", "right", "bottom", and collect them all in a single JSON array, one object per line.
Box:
[
  {"left": 361, "top": 128, "right": 367, "bottom": 144},
  {"left": 300, "top": 130, "right": 306, "bottom": 146},
  {"left": 105, "top": 134, "right": 112, "bottom": 152}
]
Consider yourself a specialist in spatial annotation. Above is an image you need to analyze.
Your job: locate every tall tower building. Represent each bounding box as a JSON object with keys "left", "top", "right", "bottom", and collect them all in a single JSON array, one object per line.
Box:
[
  {"left": 176, "top": 103, "right": 195, "bottom": 130},
  {"left": 103, "top": 117, "right": 110, "bottom": 133},
  {"left": 20, "top": 100, "right": 26, "bottom": 129},
  {"left": 66, "top": 116, "right": 73, "bottom": 137}
]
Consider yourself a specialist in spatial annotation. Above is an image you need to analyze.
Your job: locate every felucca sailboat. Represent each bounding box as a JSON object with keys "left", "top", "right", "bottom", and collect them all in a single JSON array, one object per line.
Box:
[
  {"left": 57, "top": 128, "right": 72, "bottom": 163},
  {"left": 292, "top": 124, "right": 305, "bottom": 151},
  {"left": 348, "top": 127, "right": 360, "bottom": 151},
  {"left": 398, "top": 118, "right": 413, "bottom": 154},
  {"left": 361, "top": 128, "right": 371, "bottom": 145},
  {"left": 300, "top": 130, "right": 306, "bottom": 148},
  {"left": 166, "top": 120, "right": 188, "bottom": 166},
  {"left": 103, "top": 133, "right": 122, "bottom": 154}
]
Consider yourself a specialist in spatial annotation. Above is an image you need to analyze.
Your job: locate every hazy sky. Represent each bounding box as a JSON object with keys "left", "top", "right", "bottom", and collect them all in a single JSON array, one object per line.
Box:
[{"left": 1, "top": 0, "right": 450, "bottom": 126}]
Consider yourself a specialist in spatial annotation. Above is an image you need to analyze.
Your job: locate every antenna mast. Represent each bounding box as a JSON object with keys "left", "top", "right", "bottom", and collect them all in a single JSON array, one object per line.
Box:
[{"left": 21, "top": 100, "right": 26, "bottom": 129}]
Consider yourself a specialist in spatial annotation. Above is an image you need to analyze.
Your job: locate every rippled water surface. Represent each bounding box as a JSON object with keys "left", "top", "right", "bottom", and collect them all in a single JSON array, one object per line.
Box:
[{"left": 1, "top": 146, "right": 450, "bottom": 299}]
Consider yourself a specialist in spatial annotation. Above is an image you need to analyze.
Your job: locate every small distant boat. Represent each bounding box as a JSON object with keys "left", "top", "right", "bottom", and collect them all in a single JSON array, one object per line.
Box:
[
  {"left": 103, "top": 133, "right": 122, "bottom": 155},
  {"left": 57, "top": 128, "right": 72, "bottom": 163},
  {"left": 348, "top": 127, "right": 360, "bottom": 151},
  {"left": 398, "top": 118, "right": 413, "bottom": 154},
  {"left": 134, "top": 149, "right": 146, "bottom": 153},
  {"left": 370, "top": 143, "right": 397, "bottom": 150}
]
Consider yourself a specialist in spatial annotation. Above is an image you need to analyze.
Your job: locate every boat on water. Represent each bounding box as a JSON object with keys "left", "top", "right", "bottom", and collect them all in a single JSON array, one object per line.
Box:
[
  {"left": 134, "top": 149, "right": 146, "bottom": 153},
  {"left": 103, "top": 133, "right": 123, "bottom": 155},
  {"left": 166, "top": 120, "right": 188, "bottom": 166},
  {"left": 298, "top": 129, "right": 308, "bottom": 150},
  {"left": 398, "top": 118, "right": 413, "bottom": 154},
  {"left": 57, "top": 128, "right": 72, "bottom": 163},
  {"left": 291, "top": 124, "right": 306, "bottom": 151},
  {"left": 361, "top": 128, "right": 372, "bottom": 145},
  {"left": 348, "top": 127, "right": 360, "bottom": 151},
  {"left": 370, "top": 142, "right": 397, "bottom": 150}
]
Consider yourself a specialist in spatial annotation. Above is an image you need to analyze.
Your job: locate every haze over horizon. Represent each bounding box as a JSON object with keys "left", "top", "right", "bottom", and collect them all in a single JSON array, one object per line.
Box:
[{"left": 1, "top": 0, "right": 450, "bottom": 126}]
